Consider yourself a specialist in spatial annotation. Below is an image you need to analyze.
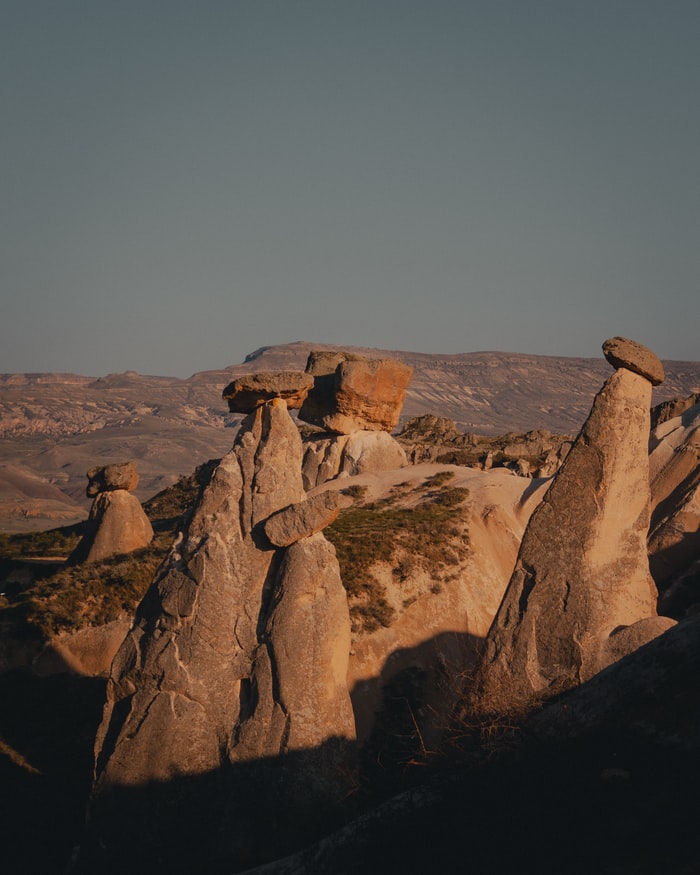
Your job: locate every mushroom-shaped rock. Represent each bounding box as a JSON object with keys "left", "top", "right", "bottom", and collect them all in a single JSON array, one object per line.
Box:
[
  {"left": 470, "top": 341, "right": 675, "bottom": 718},
  {"left": 68, "top": 490, "right": 154, "bottom": 565},
  {"left": 86, "top": 461, "right": 139, "bottom": 497},
  {"left": 223, "top": 371, "right": 314, "bottom": 413},
  {"left": 602, "top": 336, "right": 665, "bottom": 386},
  {"left": 264, "top": 491, "right": 341, "bottom": 547}
]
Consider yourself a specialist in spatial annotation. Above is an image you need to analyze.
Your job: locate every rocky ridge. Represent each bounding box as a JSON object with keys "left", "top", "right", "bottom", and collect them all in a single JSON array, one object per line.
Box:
[{"left": 2, "top": 342, "right": 699, "bottom": 531}]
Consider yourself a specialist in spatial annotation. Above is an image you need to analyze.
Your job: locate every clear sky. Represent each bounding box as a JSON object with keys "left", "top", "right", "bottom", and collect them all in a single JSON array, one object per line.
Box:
[{"left": 1, "top": 1, "right": 698, "bottom": 377}]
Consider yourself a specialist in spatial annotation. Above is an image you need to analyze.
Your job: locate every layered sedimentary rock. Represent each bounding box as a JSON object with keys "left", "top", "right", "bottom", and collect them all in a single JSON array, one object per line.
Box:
[
  {"left": 68, "top": 463, "right": 153, "bottom": 564},
  {"left": 85, "top": 399, "right": 355, "bottom": 871},
  {"left": 471, "top": 339, "right": 675, "bottom": 716},
  {"left": 299, "top": 353, "right": 413, "bottom": 434}
]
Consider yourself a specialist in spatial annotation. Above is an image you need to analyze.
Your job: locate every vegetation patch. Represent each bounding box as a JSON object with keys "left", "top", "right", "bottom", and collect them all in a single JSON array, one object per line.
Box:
[
  {"left": 1, "top": 534, "right": 171, "bottom": 639},
  {"left": 0, "top": 525, "right": 83, "bottom": 561},
  {"left": 0, "top": 466, "right": 212, "bottom": 639},
  {"left": 326, "top": 484, "right": 471, "bottom": 634}
]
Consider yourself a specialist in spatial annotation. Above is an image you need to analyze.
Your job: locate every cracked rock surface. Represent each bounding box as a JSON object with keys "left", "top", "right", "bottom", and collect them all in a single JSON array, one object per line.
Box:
[
  {"left": 471, "top": 361, "right": 675, "bottom": 717},
  {"left": 85, "top": 398, "right": 355, "bottom": 871}
]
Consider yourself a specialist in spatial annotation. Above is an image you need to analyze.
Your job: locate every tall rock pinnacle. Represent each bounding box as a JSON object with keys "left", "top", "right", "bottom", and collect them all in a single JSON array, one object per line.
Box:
[
  {"left": 84, "top": 398, "right": 355, "bottom": 872},
  {"left": 471, "top": 338, "right": 675, "bottom": 717}
]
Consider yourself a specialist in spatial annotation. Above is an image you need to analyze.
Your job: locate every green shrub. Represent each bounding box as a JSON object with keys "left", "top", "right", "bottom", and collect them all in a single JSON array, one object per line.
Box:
[
  {"left": 340, "top": 484, "right": 369, "bottom": 502},
  {"left": 326, "top": 486, "right": 471, "bottom": 634},
  {"left": 0, "top": 525, "right": 82, "bottom": 561},
  {"left": 422, "top": 470, "right": 456, "bottom": 487},
  {"left": 1, "top": 533, "right": 171, "bottom": 638}
]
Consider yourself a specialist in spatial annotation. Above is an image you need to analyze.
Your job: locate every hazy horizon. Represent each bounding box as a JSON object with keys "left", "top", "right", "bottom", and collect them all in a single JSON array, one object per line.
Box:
[{"left": 2, "top": 1, "right": 698, "bottom": 377}]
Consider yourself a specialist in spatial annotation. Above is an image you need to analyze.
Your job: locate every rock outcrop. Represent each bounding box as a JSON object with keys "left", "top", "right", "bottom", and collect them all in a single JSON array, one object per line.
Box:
[
  {"left": 470, "top": 338, "right": 675, "bottom": 717},
  {"left": 302, "top": 430, "right": 408, "bottom": 489},
  {"left": 648, "top": 401, "right": 700, "bottom": 612},
  {"left": 651, "top": 391, "right": 700, "bottom": 430},
  {"left": 396, "top": 416, "right": 573, "bottom": 477},
  {"left": 299, "top": 353, "right": 413, "bottom": 434},
  {"left": 84, "top": 399, "right": 355, "bottom": 872},
  {"left": 602, "top": 335, "right": 665, "bottom": 385},
  {"left": 68, "top": 463, "right": 153, "bottom": 564},
  {"left": 297, "top": 351, "right": 413, "bottom": 486},
  {"left": 222, "top": 371, "right": 314, "bottom": 413},
  {"left": 264, "top": 491, "right": 341, "bottom": 547},
  {"left": 86, "top": 461, "right": 140, "bottom": 496}
]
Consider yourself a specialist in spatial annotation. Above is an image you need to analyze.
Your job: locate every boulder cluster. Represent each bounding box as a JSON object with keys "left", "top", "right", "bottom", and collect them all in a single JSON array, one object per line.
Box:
[
  {"left": 224, "top": 351, "right": 414, "bottom": 488},
  {"left": 67, "top": 461, "right": 153, "bottom": 565}
]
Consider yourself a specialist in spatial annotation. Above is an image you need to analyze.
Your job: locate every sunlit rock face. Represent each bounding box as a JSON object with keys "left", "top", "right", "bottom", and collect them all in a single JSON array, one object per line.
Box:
[
  {"left": 68, "top": 462, "right": 153, "bottom": 565},
  {"left": 299, "top": 352, "right": 414, "bottom": 434},
  {"left": 471, "top": 340, "right": 675, "bottom": 717},
  {"left": 85, "top": 399, "right": 355, "bottom": 872}
]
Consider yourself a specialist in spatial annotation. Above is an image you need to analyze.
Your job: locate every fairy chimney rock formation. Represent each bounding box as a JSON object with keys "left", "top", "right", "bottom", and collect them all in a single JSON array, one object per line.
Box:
[
  {"left": 68, "top": 462, "right": 153, "bottom": 564},
  {"left": 85, "top": 398, "right": 355, "bottom": 871},
  {"left": 222, "top": 371, "right": 314, "bottom": 413},
  {"left": 471, "top": 338, "right": 675, "bottom": 717}
]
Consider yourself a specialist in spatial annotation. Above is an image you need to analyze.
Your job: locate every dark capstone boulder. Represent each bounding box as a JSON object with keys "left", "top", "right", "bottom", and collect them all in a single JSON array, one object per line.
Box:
[
  {"left": 223, "top": 371, "right": 314, "bottom": 413},
  {"left": 602, "top": 336, "right": 665, "bottom": 385}
]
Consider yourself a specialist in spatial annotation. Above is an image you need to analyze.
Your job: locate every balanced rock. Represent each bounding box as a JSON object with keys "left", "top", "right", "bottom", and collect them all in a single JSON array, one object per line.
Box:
[
  {"left": 602, "top": 336, "right": 665, "bottom": 385},
  {"left": 85, "top": 398, "right": 355, "bottom": 872},
  {"left": 299, "top": 353, "right": 413, "bottom": 434},
  {"left": 471, "top": 345, "right": 675, "bottom": 717},
  {"left": 264, "top": 491, "right": 340, "bottom": 547},
  {"left": 68, "top": 489, "right": 153, "bottom": 565},
  {"left": 86, "top": 461, "right": 139, "bottom": 497},
  {"left": 222, "top": 371, "right": 314, "bottom": 413}
]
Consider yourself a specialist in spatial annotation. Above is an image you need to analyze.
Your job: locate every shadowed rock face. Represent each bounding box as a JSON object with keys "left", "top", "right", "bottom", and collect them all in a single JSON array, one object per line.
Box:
[
  {"left": 472, "top": 350, "right": 675, "bottom": 717},
  {"left": 86, "top": 399, "right": 355, "bottom": 869},
  {"left": 648, "top": 402, "right": 700, "bottom": 608}
]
